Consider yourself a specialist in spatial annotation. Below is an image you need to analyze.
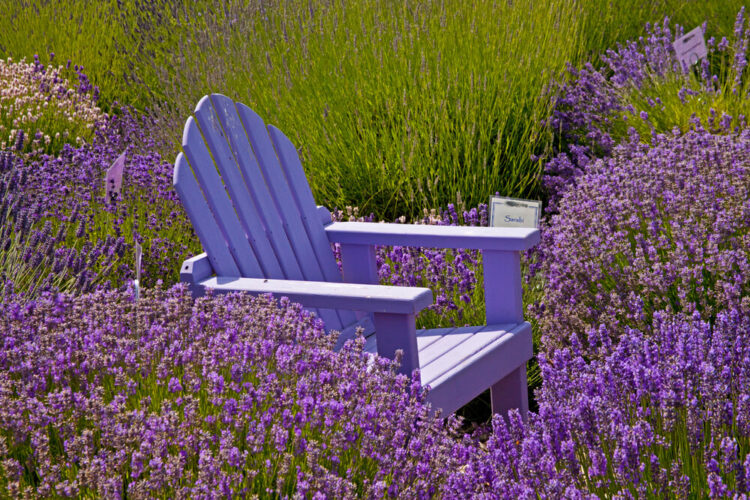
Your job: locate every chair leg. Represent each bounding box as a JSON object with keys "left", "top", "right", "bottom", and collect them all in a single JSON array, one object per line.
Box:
[
  {"left": 490, "top": 364, "right": 529, "bottom": 421},
  {"left": 372, "top": 312, "right": 419, "bottom": 379}
]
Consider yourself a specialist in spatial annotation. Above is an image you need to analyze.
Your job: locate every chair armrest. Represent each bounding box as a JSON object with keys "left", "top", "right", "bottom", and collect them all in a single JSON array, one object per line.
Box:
[
  {"left": 325, "top": 222, "right": 539, "bottom": 251},
  {"left": 180, "top": 253, "right": 214, "bottom": 283},
  {"left": 195, "top": 276, "right": 433, "bottom": 314}
]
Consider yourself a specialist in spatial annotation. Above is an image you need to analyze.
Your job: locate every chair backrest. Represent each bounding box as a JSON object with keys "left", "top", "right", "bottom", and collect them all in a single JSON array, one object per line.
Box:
[{"left": 173, "top": 94, "right": 357, "bottom": 332}]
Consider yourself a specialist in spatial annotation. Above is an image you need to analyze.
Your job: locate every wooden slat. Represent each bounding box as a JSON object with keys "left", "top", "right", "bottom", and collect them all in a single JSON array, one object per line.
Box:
[
  {"left": 326, "top": 222, "right": 540, "bottom": 250},
  {"left": 173, "top": 154, "right": 241, "bottom": 278},
  {"left": 417, "top": 325, "right": 488, "bottom": 367},
  {"left": 422, "top": 323, "right": 532, "bottom": 389},
  {"left": 214, "top": 100, "right": 304, "bottom": 281},
  {"left": 181, "top": 117, "right": 263, "bottom": 278},
  {"left": 193, "top": 95, "right": 283, "bottom": 278},
  {"left": 235, "top": 106, "right": 328, "bottom": 281},
  {"left": 268, "top": 126, "right": 350, "bottom": 286},
  {"left": 236, "top": 104, "right": 346, "bottom": 330},
  {"left": 416, "top": 327, "right": 454, "bottom": 351},
  {"left": 207, "top": 97, "right": 340, "bottom": 330},
  {"left": 267, "top": 123, "right": 358, "bottom": 328},
  {"left": 197, "top": 276, "right": 433, "bottom": 314},
  {"left": 423, "top": 323, "right": 533, "bottom": 415},
  {"left": 373, "top": 312, "right": 419, "bottom": 377},
  {"left": 421, "top": 325, "right": 514, "bottom": 385}
]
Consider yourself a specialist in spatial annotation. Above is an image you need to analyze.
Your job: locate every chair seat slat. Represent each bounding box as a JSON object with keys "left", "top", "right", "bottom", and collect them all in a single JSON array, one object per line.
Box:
[{"left": 420, "top": 324, "right": 530, "bottom": 388}]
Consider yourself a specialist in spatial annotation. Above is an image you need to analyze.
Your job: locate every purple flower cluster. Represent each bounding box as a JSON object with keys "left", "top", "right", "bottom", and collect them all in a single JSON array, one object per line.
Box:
[
  {"left": 0, "top": 54, "right": 105, "bottom": 157},
  {"left": 545, "top": 9, "right": 750, "bottom": 208},
  {"left": 533, "top": 126, "right": 749, "bottom": 356},
  {"left": 445, "top": 307, "right": 750, "bottom": 497},
  {"left": 0, "top": 151, "right": 126, "bottom": 297},
  {"left": 0, "top": 284, "right": 462, "bottom": 497},
  {"left": 3, "top": 101, "right": 197, "bottom": 295}
]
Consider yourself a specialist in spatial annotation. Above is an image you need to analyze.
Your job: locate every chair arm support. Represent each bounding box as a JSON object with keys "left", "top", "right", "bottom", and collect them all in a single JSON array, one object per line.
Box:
[
  {"left": 193, "top": 276, "right": 433, "bottom": 314},
  {"left": 180, "top": 253, "right": 214, "bottom": 283},
  {"left": 325, "top": 222, "right": 539, "bottom": 251}
]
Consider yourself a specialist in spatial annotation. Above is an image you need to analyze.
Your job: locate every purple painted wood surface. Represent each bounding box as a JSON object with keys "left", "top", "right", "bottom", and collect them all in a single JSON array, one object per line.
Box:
[
  {"left": 173, "top": 154, "right": 241, "bottom": 278},
  {"left": 326, "top": 222, "right": 539, "bottom": 250},
  {"left": 179, "top": 253, "right": 212, "bottom": 284},
  {"left": 372, "top": 312, "right": 419, "bottom": 377},
  {"left": 483, "top": 250, "right": 523, "bottom": 324},
  {"left": 339, "top": 243, "right": 379, "bottom": 322},
  {"left": 174, "top": 94, "right": 538, "bottom": 417},
  {"left": 193, "top": 95, "right": 284, "bottom": 278},
  {"left": 491, "top": 365, "right": 529, "bottom": 419},
  {"left": 316, "top": 206, "right": 333, "bottom": 227},
  {"left": 194, "top": 276, "right": 433, "bottom": 314},
  {"left": 219, "top": 99, "right": 302, "bottom": 281},
  {"left": 418, "top": 322, "right": 532, "bottom": 415},
  {"left": 236, "top": 103, "right": 345, "bottom": 330},
  {"left": 181, "top": 117, "right": 263, "bottom": 278},
  {"left": 268, "top": 125, "right": 357, "bottom": 327}
]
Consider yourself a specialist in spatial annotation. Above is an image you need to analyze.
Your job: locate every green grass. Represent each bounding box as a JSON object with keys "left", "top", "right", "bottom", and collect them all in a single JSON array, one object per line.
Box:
[{"left": 3, "top": 0, "right": 743, "bottom": 220}]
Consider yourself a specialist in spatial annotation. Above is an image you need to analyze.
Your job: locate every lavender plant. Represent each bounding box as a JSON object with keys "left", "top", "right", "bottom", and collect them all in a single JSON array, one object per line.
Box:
[
  {"left": 545, "top": 8, "right": 750, "bottom": 208},
  {"left": 0, "top": 284, "right": 462, "bottom": 497},
  {"left": 532, "top": 126, "right": 750, "bottom": 356},
  {"left": 6, "top": 100, "right": 199, "bottom": 293},
  {"left": 0, "top": 151, "right": 126, "bottom": 298},
  {"left": 0, "top": 55, "right": 105, "bottom": 157},
  {"left": 444, "top": 306, "right": 750, "bottom": 497}
]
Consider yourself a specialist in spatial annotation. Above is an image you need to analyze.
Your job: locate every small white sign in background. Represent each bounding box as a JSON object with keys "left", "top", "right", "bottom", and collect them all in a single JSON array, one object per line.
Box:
[
  {"left": 490, "top": 196, "right": 541, "bottom": 229},
  {"left": 673, "top": 26, "right": 707, "bottom": 69},
  {"left": 134, "top": 241, "right": 142, "bottom": 301},
  {"left": 105, "top": 152, "right": 126, "bottom": 202}
]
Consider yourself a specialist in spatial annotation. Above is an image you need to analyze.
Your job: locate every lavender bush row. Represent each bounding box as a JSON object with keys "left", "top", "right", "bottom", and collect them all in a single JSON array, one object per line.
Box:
[
  {"left": 446, "top": 306, "right": 750, "bottom": 497},
  {"left": 545, "top": 8, "right": 750, "bottom": 209},
  {"left": 532, "top": 126, "right": 749, "bottom": 357},
  {"left": 0, "top": 284, "right": 463, "bottom": 498},
  {"left": 0, "top": 54, "right": 104, "bottom": 157},
  {"left": 4, "top": 107, "right": 198, "bottom": 295},
  {"left": 0, "top": 151, "right": 127, "bottom": 298}
]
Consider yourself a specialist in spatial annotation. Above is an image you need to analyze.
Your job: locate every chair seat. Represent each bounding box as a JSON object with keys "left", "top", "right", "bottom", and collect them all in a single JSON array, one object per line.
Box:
[{"left": 340, "top": 321, "right": 533, "bottom": 415}]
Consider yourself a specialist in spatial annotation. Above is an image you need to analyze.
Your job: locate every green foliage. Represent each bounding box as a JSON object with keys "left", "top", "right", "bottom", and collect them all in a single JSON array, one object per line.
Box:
[
  {"left": 2, "top": 0, "right": 745, "bottom": 219},
  {"left": 0, "top": 1, "right": 138, "bottom": 111},
  {"left": 117, "top": 0, "right": 748, "bottom": 220}
]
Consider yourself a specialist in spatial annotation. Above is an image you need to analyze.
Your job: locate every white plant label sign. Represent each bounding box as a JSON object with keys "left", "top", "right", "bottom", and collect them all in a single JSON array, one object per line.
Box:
[
  {"left": 105, "top": 152, "right": 125, "bottom": 201},
  {"left": 673, "top": 26, "right": 707, "bottom": 69},
  {"left": 489, "top": 196, "right": 541, "bottom": 229},
  {"left": 134, "top": 242, "right": 142, "bottom": 300}
]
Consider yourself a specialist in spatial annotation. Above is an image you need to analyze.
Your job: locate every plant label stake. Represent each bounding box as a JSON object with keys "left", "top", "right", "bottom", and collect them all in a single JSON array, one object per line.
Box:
[
  {"left": 490, "top": 196, "right": 541, "bottom": 229},
  {"left": 673, "top": 26, "right": 707, "bottom": 70},
  {"left": 134, "top": 242, "right": 142, "bottom": 301},
  {"left": 105, "top": 153, "right": 125, "bottom": 203}
]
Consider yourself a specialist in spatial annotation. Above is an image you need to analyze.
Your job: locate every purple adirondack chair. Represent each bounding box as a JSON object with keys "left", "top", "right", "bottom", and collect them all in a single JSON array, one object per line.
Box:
[{"left": 174, "top": 94, "right": 539, "bottom": 416}]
